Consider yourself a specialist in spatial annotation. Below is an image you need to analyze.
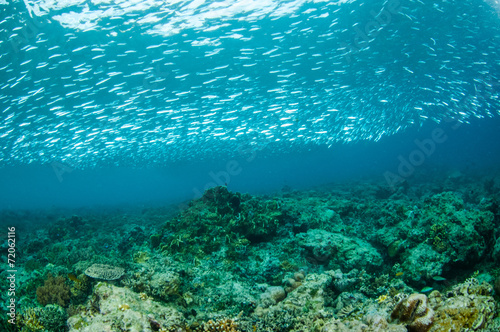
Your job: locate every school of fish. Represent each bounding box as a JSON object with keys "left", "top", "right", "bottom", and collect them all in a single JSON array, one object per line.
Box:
[{"left": 0, "top": 0, "right": 499, "bottom": 168}]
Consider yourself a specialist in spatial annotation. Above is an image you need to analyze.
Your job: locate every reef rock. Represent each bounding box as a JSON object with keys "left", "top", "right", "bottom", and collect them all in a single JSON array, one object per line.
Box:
[
  {"left": 67, "top": 283, "right": 183, "bottom": 331},
  {"left": 401, "top": 243, "right": 449, "bottom": 282},
  {"left": 297, "top": 229, "right": 383, "bottom": 272}
]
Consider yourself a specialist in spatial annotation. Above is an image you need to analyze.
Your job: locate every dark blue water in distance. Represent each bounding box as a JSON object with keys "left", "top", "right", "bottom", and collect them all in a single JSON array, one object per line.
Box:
[{"left": 1, "top": 0, "right": 499, "bottom": 210}]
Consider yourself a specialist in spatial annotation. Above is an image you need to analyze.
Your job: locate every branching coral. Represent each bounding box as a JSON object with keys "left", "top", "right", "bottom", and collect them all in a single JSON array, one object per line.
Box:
[
  {"left": 202, "top": 319, "right": 240, "bottom": 332},
  {"left": 19, "top": 308, "right": 44, "bottom": 331},
  {"left": 391, "top": 293, "right": 434, "bottom": 332},
  {"left": 18, "top": 305, "right": 67, "bottom": 332},
  {"left": 36, "top": 273, "right": 71, "bottom": 307}
]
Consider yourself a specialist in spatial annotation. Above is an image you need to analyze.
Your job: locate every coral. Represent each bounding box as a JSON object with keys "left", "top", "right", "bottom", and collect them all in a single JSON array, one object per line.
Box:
[
  {"left": 150, "top": 271, "right": 181, "bottom": 300},
  {"left": 18, "top": 305, "right": 67, "bottom": 332},
  {"left": 160, "top": 319, "right": 241, "bottom": 332},
  {"left": 419, "top": 192, "right": 492, "bottom": 267},
  {"left": 429, "top": 224, "right": 448, "bottom": 253},
  {"left": 133, "top": 250, "right": 151, "bottom": 263},
  {"left": 85, "top": 263, "right": 125, "bottom": 280},
  {"left": 36, "top": 273, "right": 71, "bottom": 307},
  {"left": 38, "top": 305, "right": 68, "bottom": 332},
  {"left": 391, "top": 293, "right": 434, "bottom": 332},
  {"left": 24, "top": 259, "right": 44, "bottom": 272},
  {"left": 430, "top": 291, "right": 495, "bottom": 331},
  {"left": 69, "top": 273, "right": 92, "bottom": 304},
  {"left": 202, "top": 319, "right": 240, "bottom": 332},
  {"left": 329, "top": 269, "right": 360, "bottom": 293},
  {"left": 260, "top": 286, "right": 286, "bottom": 308},
  {"left": 280, "top": 272, "right": 333, "bottom": 314},
  {"left": 423, "top": 192, "right": 464, "bottom": 214},
  {"left": 18, "top": 308, "right": 45, "bottom": 331},
  {"left": 448, "top": 277, "right": 493, "bottom": 297},
  {"left": 124, "top": 269, "right": 184, "bottom": 303},
  {"left": 284, "top": 272, "right": 304, "bottom": 293},
  {"left": 424, "top": 278, "right": 496, "bottom": 331},
  {"left": 12, "top": 181, "right": 500, "bottom": 332},
  {"left": 322, "top": 317, "right": 407, "bottom": 332},
  {"left": 158, "top": 186, "right": 289, "bottom": 259}
]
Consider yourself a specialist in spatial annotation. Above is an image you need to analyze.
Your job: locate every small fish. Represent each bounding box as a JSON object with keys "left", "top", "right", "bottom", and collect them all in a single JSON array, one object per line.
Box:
[
  {"left": 395, "top": 272, "right": 404, "bottom": 277},
  {"left": 377, "top": 295, "right": 388, "bottom": 303},
  {"left": 432, "top": 276, "right": 446, "bottom": 282},
  {"left": 420, "top": 287, "right": 433, "bottom": 293},
  {"left": 68, "top": 273, "right": 80, "bottom": 283}
]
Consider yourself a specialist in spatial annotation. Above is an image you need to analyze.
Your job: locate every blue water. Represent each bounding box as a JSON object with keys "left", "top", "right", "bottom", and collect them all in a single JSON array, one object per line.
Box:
[{"left": 1, "top": 0, "right": 499, "bottom": 209}]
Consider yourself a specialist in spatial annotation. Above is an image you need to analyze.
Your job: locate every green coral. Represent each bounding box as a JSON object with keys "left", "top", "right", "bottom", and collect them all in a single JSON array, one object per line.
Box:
[
  {"left": 429, "top": 223, "right": 449, "bottom": 253},
  {"left": 18, "top": 308, "right": 44, "bottom": 332},
  {"left": 158, "top": 186, "right": 288, "bottom": 258},
  {"left": 70, "top": 274, "right": 92, "bottom": 304},
  {"left": 38, "top": 305, "right": 68, "bottom": 332},
  {"left": 18, "top": 305, "right": 67, "bottom": 332}
]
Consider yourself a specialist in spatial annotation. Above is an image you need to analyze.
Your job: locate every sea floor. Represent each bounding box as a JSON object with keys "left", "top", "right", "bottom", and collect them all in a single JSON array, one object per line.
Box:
[{"left": 2, "top": 170, "right": 500, "bottom": 331}]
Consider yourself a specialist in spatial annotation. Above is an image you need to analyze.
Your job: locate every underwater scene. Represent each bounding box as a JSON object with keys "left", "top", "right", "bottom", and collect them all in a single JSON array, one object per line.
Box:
[{"left": 1, "top": 0, "right": 500, "bottom": 331}]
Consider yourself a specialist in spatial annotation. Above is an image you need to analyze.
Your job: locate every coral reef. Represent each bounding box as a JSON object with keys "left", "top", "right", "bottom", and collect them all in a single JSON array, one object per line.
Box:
[
  {"left": 7, "top": 177, "right": 500, "bottom": 332},
  {"left": 158, "top": 186, "right": 289, "bottom": 258}
]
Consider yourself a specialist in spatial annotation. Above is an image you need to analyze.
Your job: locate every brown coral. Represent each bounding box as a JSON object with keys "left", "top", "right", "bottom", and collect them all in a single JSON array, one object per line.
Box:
[
  {"left": 391, "top": 293, "right": 434, "bottom": 332},
  {"left": 36, "top": 273, "right": 71, "bottom": 307}
]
